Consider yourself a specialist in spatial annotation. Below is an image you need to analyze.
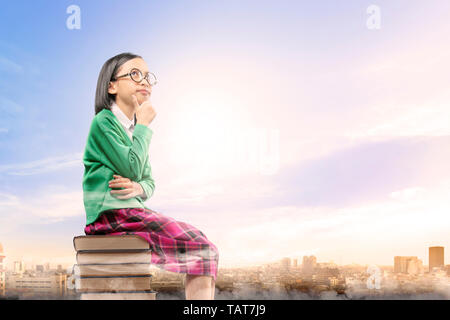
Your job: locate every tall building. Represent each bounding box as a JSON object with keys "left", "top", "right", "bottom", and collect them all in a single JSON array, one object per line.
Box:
[
  {"left": 394, "top": 256, "right": 423, "bottom": 274},
  {"left": 280, "top": 257, "right": 291, "bottom": 271},
  {"left": 13, "top": 261, "right": 25, "bottom": 274},
  {"left": 292, "top": 258, "right": 298, "bottom": 268},
  {"left": 302, "top": 255, "right": 317, "bottom": 274},
  {"left": 429, "top": 246, "right": 444, "bottom": 272},
  {"left": 406, "top": 258, "right": 424, "bottom": 275},
  {"left": 0, "top": 243, "right": 5, "bottom": 296}
]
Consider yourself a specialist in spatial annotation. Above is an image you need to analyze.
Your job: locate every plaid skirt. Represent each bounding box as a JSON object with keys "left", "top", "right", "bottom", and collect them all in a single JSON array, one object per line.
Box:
[{"left": 84, "top": 207, "right": 219, "bottom": 281}]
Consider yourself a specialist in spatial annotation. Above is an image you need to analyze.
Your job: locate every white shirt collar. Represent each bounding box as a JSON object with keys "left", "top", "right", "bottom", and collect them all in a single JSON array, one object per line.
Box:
[{"left": 111, "top": 102, "right": 136, "bottom": 131}]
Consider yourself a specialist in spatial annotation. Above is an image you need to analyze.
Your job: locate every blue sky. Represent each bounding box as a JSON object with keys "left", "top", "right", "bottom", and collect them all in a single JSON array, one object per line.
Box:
[{"left": 1, "top": 0, "right": 450, "bottom": 269}]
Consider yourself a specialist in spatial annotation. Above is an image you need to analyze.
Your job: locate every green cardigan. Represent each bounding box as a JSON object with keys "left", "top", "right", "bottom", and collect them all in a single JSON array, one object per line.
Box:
[{"left": 82, "top": 108, "right": 155, "bottom": 225}]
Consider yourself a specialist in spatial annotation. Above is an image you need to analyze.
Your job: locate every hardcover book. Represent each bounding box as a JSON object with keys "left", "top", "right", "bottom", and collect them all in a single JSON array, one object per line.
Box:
[{"left": 73, "top": 235, "right": 151, "bottom": 251}]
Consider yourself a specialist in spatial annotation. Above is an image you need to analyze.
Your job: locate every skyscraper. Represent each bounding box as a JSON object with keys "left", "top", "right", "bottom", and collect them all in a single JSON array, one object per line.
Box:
[
  {"left": 13, "top": 261, "right": 25, "bottom": 274},
  {"left": 429, "top": 246, "right": 444, "bottom": 272},
  {"left": 394, "top": 256, "right": 423, "bottom": 274},
  {"left": 302, "top": 255, "right": 317, "bottom": 274},
  {"left": 281, "top": 257, "right": 291, "bottom": 271}
]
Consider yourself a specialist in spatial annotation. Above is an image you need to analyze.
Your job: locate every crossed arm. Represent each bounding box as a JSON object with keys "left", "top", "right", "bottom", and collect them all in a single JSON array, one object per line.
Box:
[
  {"left": 109, "top": 159, "right": 155, "bottom": 201},
  {"left": 109, "top": 174, "right": 145, "bottom": 200}
]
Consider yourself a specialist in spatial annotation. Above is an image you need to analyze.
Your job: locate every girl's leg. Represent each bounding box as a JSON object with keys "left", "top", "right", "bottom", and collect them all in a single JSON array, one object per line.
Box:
[
  {"left": 185, "top": 274, "right": 214, "bottom": 300},
  {"left": 210, "top": 277, "right": 216, "bottom": 300}
]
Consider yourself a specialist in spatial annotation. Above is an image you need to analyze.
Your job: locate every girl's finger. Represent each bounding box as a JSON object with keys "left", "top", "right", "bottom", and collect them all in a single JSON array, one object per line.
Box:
[
  {"left": 115, "top": 178, "right": 129, "bottom": 182},
  {"left": 132, "top": 95, "right": 140, "bottom": 109},
  {"left": 109, "top": 181, "right": 132, "bottom": 189},
  {"left": 110, "top": 177, "right": 131, "bottom": 184},
  {"left": 109, "top": 179, "right": 124, "bottom": 186},
  {"left": 111, "top": 188, "right": 132, "bottom": 195},
  {"left": 112, "top": 175, "right": 130, "bottom": 182}
]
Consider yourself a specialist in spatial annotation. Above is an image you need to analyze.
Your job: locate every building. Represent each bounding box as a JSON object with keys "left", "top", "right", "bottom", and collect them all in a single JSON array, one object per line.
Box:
[
  {"left": 313, "top": 267, "right": 340, "bottom": 286},
  {"left": 35, "top": 265, "right": 44, "bottom": 273},
  {"left": 406, "top": 258, "right": 424, "bottom": 275},
  {"left": 329, "top": 276, "right": 340, "bottom": 287},
  {"left": 429, "top": 246, "right": 444, "bottom": 272},
  {"left": 302, "top": 256, "right": 317, "bottom": 274},
  {"left": 394, "top": 256, "right": 424, "bottom": 275},
  {"left": 0, "top": 243, "right": 5, "bottom": 296},
  {"left": 7, "top": 273, "right": 67, "bottom": 298},
  {"left": 13, "top": 261, "right": 25, "bottom": 274},
  {"left": 281, "top": 257, "right": 291, "bottom": 271}
]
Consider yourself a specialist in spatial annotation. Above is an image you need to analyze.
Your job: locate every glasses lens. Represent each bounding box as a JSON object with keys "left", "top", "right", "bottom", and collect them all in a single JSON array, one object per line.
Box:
[
  {"left": 146, "top": 73, "right": 157, "bottom": 86},
  {"left": 130, "top": 69, "right": 143, "bottom": 82}
]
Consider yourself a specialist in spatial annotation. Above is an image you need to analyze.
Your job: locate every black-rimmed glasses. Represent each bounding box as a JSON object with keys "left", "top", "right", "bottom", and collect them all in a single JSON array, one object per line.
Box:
[{"left": 112, "top": 68, "right": 158, "bottom": 86}]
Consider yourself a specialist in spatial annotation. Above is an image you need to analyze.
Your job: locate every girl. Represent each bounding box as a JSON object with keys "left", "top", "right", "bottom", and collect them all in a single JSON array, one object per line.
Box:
[{"left": 82, "top": 52, "right": 219, "bottom": 300}]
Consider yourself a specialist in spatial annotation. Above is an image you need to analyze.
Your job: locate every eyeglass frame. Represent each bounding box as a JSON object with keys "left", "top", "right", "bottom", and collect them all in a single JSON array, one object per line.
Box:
[{"left": 112, "top": 68, "right": 158, "bottom": 86}]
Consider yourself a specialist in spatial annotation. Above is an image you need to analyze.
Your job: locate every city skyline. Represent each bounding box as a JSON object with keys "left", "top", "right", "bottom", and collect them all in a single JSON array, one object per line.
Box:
[
  {"left": 0, "top": 241, "right": 446, "bottom": 271},
  {"left": 2, "top": 244, "right": 449, "bottom": 300}
]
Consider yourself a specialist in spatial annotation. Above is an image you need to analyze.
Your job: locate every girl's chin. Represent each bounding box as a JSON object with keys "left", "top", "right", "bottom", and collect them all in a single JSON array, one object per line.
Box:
[{"left": 137, "top": 96, "right": 150, "bottom": 104}]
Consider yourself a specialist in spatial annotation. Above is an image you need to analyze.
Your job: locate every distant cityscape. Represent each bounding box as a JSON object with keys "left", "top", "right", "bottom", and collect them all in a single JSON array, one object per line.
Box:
[{"left": 0, "top": 243, "right": 449, "bottom": 299}]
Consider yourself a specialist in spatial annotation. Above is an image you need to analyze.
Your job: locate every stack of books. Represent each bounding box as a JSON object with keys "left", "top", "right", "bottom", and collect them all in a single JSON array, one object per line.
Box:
[{"left": 73, "top": 234, "right": 157, "bottom": 300}]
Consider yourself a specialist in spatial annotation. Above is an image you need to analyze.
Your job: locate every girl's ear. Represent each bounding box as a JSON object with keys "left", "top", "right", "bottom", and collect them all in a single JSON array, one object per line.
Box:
[{"left": 108, "top": 81, "right": 118, "bottom": 94}]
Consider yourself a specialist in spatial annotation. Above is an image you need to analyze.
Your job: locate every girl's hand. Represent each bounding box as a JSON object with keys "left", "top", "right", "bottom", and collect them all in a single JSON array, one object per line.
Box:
[
  {"left": 109, "top": 174, "right": 145, "bottom": 200},
  {"left": 133, "top": 94, "right": 156, "bottom": 126}
]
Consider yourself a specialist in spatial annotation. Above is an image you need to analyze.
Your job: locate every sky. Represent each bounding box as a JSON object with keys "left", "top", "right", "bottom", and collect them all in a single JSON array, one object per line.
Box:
[{"left": 1, "top": 0, "right": 450, "bottom": 270}]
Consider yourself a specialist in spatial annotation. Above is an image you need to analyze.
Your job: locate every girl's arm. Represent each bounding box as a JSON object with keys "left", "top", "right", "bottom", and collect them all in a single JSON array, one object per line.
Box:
[
  {"left": 137, "top": 157, "right": 155, "bottom": 201},
  {"left": 109, "top": 160, "right": 155, "bottom": 201},
  {"left": 93, "top": 117, "right": 153, "bottom": 182}
]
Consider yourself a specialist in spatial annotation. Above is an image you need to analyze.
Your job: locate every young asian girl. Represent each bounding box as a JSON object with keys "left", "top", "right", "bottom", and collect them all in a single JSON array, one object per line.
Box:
[{"left": 82, "top": 52, "right": 219, "bottom": 300}]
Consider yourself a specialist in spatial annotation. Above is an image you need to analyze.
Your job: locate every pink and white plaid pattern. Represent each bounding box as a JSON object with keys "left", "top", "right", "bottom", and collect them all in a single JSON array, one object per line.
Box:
[{"left": 84, "top": 207, "right": 219, "bottom": 281}]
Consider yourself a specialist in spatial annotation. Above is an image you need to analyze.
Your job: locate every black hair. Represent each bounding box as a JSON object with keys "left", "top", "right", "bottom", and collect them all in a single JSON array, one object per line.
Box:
[{"left": 94, "top": 52, "right": 142, "bottom": 115}]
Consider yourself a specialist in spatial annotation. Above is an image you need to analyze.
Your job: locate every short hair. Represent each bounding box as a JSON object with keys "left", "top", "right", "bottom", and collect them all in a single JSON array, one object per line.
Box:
[{"left": 94, "top": 52, "right": 142, "bottom": 115}]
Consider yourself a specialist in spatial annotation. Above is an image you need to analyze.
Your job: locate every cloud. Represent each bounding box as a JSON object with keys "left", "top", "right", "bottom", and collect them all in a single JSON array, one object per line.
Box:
[
  {"left": 0, "top": 96, "right": 24, "bottom": 116},
  {"left": 0, "top": 192, "right": 20, "bottom": 206},
  {"left": 0, "top": 152, "right": 83, "bottom": 176},
  {"left": 389, "top": 187, "right": 426, "bottom": 201},
  {"left": 0, "top": 55, "right": 24, "bottom": 74},
  {"left": 272, "top": 135, "right": 450, "bottom": 208},
  {"left": 0, "top": 187, "right": 84, "bottom": 226},
  {"left": 344, "top": 99, "right": 450, "bottom": 141}
]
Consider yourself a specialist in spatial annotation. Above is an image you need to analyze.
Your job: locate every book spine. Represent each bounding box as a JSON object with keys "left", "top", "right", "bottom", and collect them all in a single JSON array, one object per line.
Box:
[
  {"left": 76, "top": 263, "right": 152, "bottom": 266},
  {"left": 78, "top": 275, "right": 153, "bottom": 279},
  {"left": 76, "top": 249, "right": 152, "bottom": 253}
]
